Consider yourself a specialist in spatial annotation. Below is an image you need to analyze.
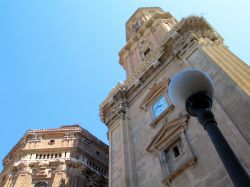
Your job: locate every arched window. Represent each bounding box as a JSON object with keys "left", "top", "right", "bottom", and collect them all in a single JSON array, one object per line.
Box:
[{"left": 34, "top": 182, "right": 48, "bottom": 187}]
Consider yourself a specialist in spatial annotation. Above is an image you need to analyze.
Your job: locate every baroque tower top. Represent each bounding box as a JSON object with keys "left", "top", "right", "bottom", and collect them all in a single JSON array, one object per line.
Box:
[
  {"left": 126, "top": 7, "right": 167, "bottom": 41},
  {"left": 120, "top": 7, "right": 177, "bottom": 77}
]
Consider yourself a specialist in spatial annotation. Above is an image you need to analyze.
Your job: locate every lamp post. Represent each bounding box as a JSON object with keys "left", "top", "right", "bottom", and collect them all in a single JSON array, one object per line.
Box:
[{"left": 168, "top": 69, "right": 250, "bottom": 187}]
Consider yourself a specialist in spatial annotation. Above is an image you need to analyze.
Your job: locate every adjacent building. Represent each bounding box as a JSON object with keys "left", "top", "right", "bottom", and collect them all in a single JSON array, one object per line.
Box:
[
  {"left": 0, "top": 125, "right": 108, "bottom": 187},
  {"left": 100, "top": 7, "right": 250, "bottom": 187}
]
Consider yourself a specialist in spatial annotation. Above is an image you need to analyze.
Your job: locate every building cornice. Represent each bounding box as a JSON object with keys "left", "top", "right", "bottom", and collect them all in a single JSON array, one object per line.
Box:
[{"left": 2, "top": 125, "right": 108, "bottom": 168}]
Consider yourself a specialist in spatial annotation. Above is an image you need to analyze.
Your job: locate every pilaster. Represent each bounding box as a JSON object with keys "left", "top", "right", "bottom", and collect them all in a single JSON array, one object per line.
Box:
[
  {"left": 200, "top": 42, "right": 250, "bottom": 95},
  {"left": 100, "top": 83, "right": 135, "bottom": 187},
  {"left": 14, "top": 172, "right": 32, "bottom": 187}
]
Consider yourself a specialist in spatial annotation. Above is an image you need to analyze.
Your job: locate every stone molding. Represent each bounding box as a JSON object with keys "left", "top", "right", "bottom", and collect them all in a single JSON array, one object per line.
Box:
[
  {"left": 99, "top": 83, "right": 127, "bottom": 126},
  {"left": 148, "top": 105, "right": 175, "bottom": 128},
  {"left": 146, "top": 114, "right": 189, "bottom": 152},
  {"left": 0, "top": 125, "right": 109, "bottom": 187},
  {"left": 162, "top": 156, "right": 197, "bottom": 186},
  {"left": 100, "top": 16, "right": 225, "bottom": 123},
  {"left": 140, "top": 78, "right": 170, "bottom": 110},
  {"left": 2, "top": 125, "right": 108, "bottom": 169},
  {"left": 124, "top": 16, "right": 223, "bottom": 89}
]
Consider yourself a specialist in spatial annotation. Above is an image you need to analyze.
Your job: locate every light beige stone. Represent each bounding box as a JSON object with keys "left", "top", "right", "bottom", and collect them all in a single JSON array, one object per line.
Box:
[
  {"left": 100, "top": 7, "right": 250, "bottom": 187},
  {"left": 0, "top": 125, "right": 108, "bottom": 187}
]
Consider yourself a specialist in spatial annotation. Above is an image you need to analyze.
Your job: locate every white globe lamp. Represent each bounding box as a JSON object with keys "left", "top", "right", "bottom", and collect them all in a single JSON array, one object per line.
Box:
[{"left": 168, "top": 68, "right": 214, "bottom": 116}]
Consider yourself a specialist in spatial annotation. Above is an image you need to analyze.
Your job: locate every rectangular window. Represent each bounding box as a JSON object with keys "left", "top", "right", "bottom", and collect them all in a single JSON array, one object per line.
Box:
[{"left": 164, "top": 141, "right": 182, "bottom": 163}]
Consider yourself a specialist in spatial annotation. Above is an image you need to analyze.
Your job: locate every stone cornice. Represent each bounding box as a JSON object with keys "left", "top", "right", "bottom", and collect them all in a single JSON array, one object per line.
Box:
[
  {"left": 125, "top": 7, "right": 163, "bottom": 27},
  {"left": 99, "top": 83, "right": 127, "bottom": 124},
  {"left": 100, "top": 53, "right": 175, "bottom": 125},
  {"left": 99, "top": 82, "right": 126, "bottom": 110},
  {"left": 100, "top": 94, "right": 127, "bottom": 126},
  {"left": 162, "top": 156, "right": 197, "bottom": 184},
  {"left": 140, "top": 78, "right": 170, "bottom": 110},
  {"left": 65, "top": 158, "right": 108, "bottom": 178},
  {"left": 21, "top": 147, "right": 73, "bottom": 153},
  {"left": 124, "top": 16, "right": 223, "bottom": 88},
  {"left": 2, "top": 125, "right": 108, "bottom": 168},
  {"left": 124, "top": 48, "right": 163, "bottom": 87}
]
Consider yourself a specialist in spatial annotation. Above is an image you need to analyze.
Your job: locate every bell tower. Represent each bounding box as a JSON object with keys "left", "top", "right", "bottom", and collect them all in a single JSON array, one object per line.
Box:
[
  {"left": 120, "top": 7, "right": 177, "bottom": 77},
  {"left": 100, "top": 7, "right": 250, "bottom": 187}
]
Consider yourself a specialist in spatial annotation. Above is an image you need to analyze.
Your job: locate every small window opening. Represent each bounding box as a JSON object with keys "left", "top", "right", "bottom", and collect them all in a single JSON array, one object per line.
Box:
[
  {"left": 34, "top": 182, "right": 48, "bottom": 187},
  {"left": 143, "top": 48, "right": 151, "bottom": 57},
  {"left": 48, "top": 139, "right": 55, "bottom": 145},
  {"left": 173, "top": 146, "right": 180, "bottom": 158}
]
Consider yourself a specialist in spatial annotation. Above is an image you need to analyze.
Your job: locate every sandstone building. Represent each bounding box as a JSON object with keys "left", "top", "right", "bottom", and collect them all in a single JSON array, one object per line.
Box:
[
  {"left": 100, "top": 7, "right": 250, "bottom": 187},
  {"left": 0, "top": 125, "right": 108, "bottom": 187}
]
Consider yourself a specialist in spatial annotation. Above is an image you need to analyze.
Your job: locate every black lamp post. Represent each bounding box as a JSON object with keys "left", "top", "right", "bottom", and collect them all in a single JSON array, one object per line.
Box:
[{"left": 168, "top": 69, "right": 250, "bottom": 187}]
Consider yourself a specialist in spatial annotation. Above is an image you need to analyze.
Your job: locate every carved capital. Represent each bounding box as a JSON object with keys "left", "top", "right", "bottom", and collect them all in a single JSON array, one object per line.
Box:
[{"left": 100, "top": 83, "right": 127, "bottom": 125}]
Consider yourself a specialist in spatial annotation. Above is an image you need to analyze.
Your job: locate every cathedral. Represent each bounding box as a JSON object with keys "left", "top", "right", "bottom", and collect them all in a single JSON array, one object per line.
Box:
[
  {"left": 0, "top": 7, "right": 250, "bottom": 187},
  {"left": 0, "top": 125, "right": 108, "bottom": 186},
  {"left": 100, "top": 7, "right": 250, "bottom": 187}
]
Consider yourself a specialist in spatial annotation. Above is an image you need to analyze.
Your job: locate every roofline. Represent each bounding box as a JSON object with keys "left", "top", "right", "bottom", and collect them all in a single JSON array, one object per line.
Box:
[
  {"left": 126, "top": 7, "right": 163, "bottom": 26},
  {"left": 2, "top": 125, "right": 108, "bottom": 164}
]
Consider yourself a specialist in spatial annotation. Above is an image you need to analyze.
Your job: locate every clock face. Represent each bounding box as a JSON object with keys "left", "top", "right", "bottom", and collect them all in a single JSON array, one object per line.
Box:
[{"left": 152, "top": 96, "right": 168, "bottom": 118}]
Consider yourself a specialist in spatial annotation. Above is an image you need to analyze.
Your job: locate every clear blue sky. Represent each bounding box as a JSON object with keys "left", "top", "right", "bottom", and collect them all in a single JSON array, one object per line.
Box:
[{"left": 0, "top": 0, "right": 249, "bottom": 170}]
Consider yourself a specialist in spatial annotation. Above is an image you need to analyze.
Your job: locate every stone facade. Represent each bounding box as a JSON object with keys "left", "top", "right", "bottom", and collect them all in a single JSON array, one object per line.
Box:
[
  {"left": 100, "top": 7, "right": 250, "bottom": 187},
  {"left": 0, "top": 125, "right": 108, "bottom": 187}
]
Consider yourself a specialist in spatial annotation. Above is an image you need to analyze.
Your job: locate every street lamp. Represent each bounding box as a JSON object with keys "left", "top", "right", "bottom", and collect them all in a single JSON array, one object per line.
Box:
[{"left": 168, "top": 68, "right": 250, "bottom": 187}]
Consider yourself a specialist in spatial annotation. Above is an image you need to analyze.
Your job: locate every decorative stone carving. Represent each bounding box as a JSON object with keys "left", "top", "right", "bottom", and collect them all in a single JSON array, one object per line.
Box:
[
  {"left": 147, "top": 115, "right": 189, "bottom": 152},
  {"left": 140, "top": 78, "right": 170, "bottom": 111},
  {"left": 100, "top": 83, "right": 127, "bottom": 125},
  {"left": 0, "top": 125, "right": 108, "bottom": 187},
  {"left": 146, "top": 115, "right": 196, "bottom": 185}
]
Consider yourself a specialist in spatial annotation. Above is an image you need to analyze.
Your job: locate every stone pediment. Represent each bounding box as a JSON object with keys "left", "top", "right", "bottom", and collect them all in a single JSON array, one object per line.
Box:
[
  {"left": 146, "top": 114, "right": 189, "bottom": 152},
  {"left": 140, "top": 78, "right": 169, "bottom": 110}
]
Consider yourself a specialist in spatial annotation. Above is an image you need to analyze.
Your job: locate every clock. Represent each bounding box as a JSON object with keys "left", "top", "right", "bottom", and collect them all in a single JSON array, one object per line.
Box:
[{"left": 152, "top": 96, "right": 168, "bottom": 118}]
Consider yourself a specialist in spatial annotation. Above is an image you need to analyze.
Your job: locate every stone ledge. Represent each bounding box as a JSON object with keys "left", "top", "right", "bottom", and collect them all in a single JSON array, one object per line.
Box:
[
  {"left": 162, "top": 156, "right": 197, "bottom": 185},
  {"left": 148, "top": 105, "right": 174, "bottom": 128}
]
